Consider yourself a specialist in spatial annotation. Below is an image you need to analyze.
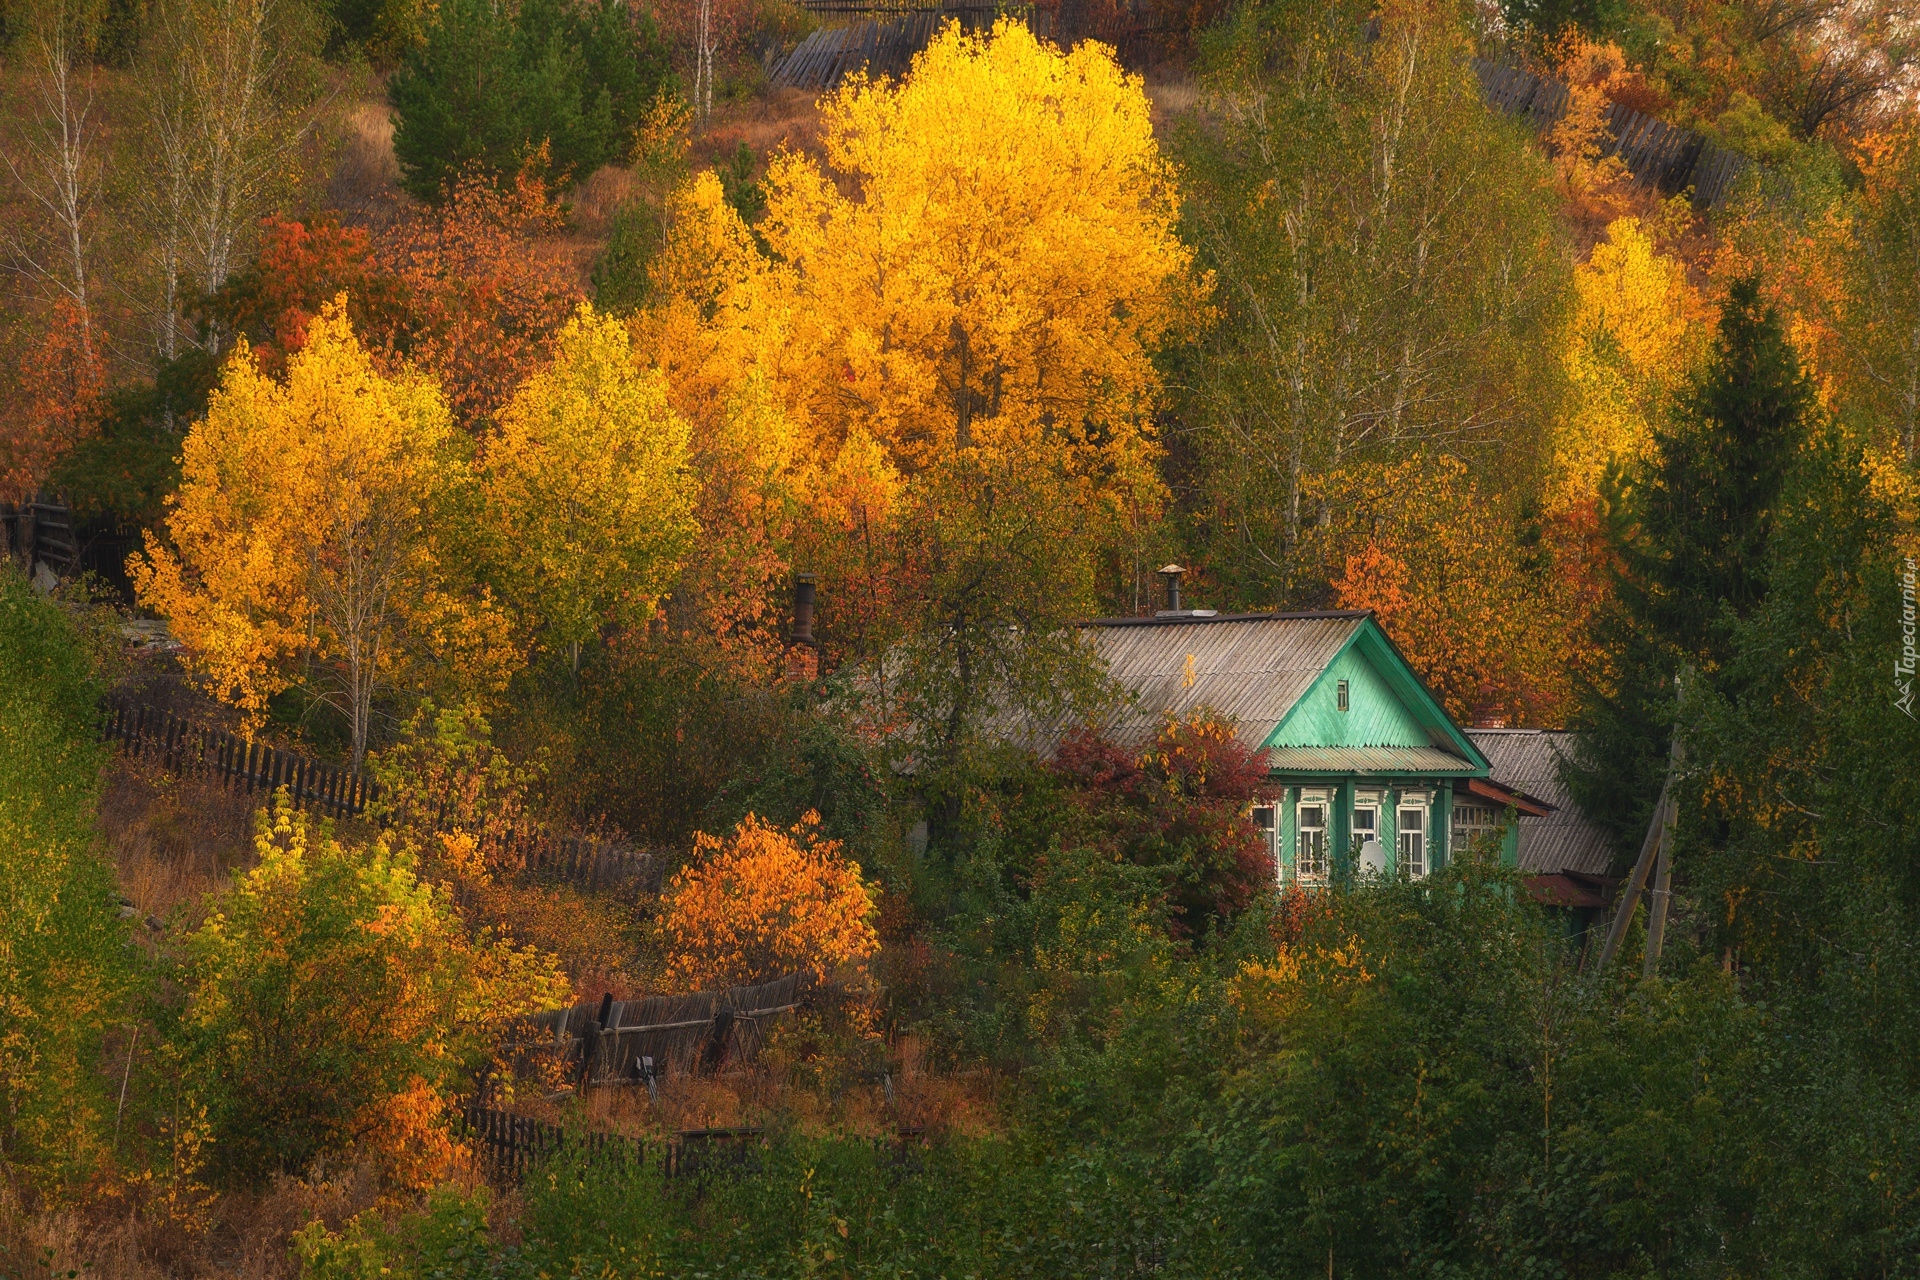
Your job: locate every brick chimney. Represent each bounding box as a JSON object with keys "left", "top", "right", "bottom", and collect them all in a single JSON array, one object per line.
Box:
[{"left": 784, "top": 573, "right": 819, "bottom": 683}]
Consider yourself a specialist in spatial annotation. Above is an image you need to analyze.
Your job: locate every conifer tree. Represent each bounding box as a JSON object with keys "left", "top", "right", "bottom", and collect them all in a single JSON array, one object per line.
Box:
[
  {"left": 389, "top": 0, "right": 673, "bottom": 201},
  {"left": 1566, "top": 275, "right": 1816, "bottom": 851}
]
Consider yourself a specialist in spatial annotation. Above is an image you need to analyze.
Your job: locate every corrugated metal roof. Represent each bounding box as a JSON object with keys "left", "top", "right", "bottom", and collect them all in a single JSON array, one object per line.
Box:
[
  {"left": 1466, "top": 729, "right": 1616, "bottom": 876},
  {"left": 1266, "top": 745, "right": 1479, "bottom": 774},
  {"left": 1004, "top": 613, "right": 1367, "bottom": 756}
]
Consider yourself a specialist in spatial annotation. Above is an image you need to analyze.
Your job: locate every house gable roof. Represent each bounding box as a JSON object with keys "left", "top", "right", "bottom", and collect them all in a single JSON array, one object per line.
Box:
[
  {"left": 1265, "top": 624, "right": 1488, "bottom": 773},
  {"left": 1038, "top": 611, "right": 1486, "bottom": 777}
]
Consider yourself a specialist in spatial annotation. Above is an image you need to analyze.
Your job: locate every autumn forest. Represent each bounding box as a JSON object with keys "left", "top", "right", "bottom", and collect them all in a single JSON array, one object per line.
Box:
[{"left": 4, "top": 0, "right": 1920, "bottom": 1275}]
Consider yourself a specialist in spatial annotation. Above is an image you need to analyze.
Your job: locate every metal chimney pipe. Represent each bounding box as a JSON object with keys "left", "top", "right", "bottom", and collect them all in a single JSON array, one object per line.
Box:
[
  {"left": 1157, "top": 563, "right": 1185, "bottom": 613},
  {"left": 790, "top": 574, "right": 818, "bottom": 648}
]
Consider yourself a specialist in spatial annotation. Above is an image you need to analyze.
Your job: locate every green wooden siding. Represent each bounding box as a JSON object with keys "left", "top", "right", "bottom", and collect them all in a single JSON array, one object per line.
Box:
[{"left": 1266, "top": 646, "right": 1429, "bottom": 750}]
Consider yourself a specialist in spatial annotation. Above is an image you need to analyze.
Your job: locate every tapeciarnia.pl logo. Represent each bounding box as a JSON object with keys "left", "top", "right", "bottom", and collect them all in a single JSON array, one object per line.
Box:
[{"left": 1899, "top": 558, "right": 1918, "bottom": 720}]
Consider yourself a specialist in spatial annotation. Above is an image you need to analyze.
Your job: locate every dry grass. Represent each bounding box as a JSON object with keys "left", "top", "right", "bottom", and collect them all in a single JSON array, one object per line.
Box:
[
  {"left": 100, "top": 757, "right": 260, "bottom": 927},
  {"left": 0, "top": 1165, "right": 388, "bottom": 1280},
  {"left": 329, "top": 99, "right": 405, "bottom": 231}
]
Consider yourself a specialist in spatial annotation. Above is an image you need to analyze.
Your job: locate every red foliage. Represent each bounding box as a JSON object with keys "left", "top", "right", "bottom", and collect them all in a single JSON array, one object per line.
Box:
[
  {"left": 206, "top": 216, "right": 408, "bottom": 376},
  {"left": 373, "top": 165, "right": 584, "bottom": 429},
  {"left": 1, "top": 299, "right": 105, "bottom": 504},
  {"left": 1053, "top": 713, "right": 1276, "bottom": 936},
  {"left": 1268, "top": 880, "right": 1329, "bottom": 950},
  {"left": 199, "top": 167, "right": 582, "bottom": 431}
]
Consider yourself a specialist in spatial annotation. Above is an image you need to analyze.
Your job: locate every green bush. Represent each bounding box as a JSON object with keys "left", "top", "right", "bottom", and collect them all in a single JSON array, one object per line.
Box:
[
  {"left": 0, "top": 570, "right": 136, "bottom": 1187},
  {"left": 162, "top": 797, "right": 568, "bottom": 1188}
]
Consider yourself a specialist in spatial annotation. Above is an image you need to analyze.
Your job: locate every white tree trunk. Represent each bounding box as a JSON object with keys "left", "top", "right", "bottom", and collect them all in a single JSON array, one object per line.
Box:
[{"left": 1, "top": 0, "right": 99, "bottom": 352}]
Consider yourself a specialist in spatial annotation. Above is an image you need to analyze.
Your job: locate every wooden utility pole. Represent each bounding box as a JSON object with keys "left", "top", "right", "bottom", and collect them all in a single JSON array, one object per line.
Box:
[{"left": 1592, "top": 673, "right": 1686, "bottom": 975}]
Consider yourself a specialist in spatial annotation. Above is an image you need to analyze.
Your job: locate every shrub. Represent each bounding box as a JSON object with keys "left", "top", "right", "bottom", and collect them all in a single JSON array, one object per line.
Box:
[
  {"left": 662, "top": 812, "right": 879, "bottom": 988},
  {"left": 1053, "top": 711, "right": 1274, "bottom": 936},
  {"left": 165, "top": 796, "right": 568, "bottom": 1188},
  {"left": 0, "top": 570, "right": 135, "bottom": 1187}
]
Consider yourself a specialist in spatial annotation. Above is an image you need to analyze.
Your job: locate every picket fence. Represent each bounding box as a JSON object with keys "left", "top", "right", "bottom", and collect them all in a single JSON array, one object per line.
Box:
[{"left": 102, "top": 698, "right": 656, "bottom": 891}]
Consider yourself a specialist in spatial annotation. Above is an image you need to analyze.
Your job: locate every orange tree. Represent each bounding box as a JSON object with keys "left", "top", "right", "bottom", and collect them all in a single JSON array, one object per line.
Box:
[
  {"left": 1322, "top": 454, "right": 1599, "bottom": 726},
  {"left": 661, "top": 813, "right": 879, "bottom": 990},
  {"left": 374, "top": 166, "right": 585, "bottom": 430}
]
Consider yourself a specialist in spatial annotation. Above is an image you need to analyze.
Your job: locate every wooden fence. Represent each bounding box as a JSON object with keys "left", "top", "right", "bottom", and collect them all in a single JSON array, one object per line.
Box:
[
  {"left": 102, "top": 698, "right": 657, "bottom": 892},
  {"left": 463, "top": 1105, "right": 925, "bottom": 1183},
  {"left": 462, "top": 1104, "right": 657, "bottom": 1181},
  {"left": 103, "top": 699, "right": 373, "bottom": 818},
  {"left": 1470, "top": 57, "right": 1759, "bottom": 209}
]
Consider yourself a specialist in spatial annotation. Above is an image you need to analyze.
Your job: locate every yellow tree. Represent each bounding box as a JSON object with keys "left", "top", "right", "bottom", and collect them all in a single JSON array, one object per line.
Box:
[
  {"left": 639, "top": 19, "right": 1196, "bottom": 748},
  {"left": 172, "top": 796, "right": 567, "bottom": 1189},
  {"left": 483, "top": 303, "right": 697, "bottom": 673},
  {"left": 1549, "top": 217, "right": 1706, "bottom": 513},
  {"left": 757, "top": 17, "right": 1194, "bottom": 489},
  {"left": 661, "top": 813, "right": 879, "bottom": 989},
  {"left": 1839, "top": 122, "right": 1920, "bottom": 466},
  {"left": 132, "top": 298, "right": 506, "bottom": 769}
]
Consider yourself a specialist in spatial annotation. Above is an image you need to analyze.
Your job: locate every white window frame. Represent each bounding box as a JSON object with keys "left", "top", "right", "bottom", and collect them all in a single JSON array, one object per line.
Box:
[
  {"left": 1451, "top": 800, "right": 1500, "bottom": 853},
  {"left": 1397, "top": 792, "right": 1431, "bottom": 879},
  {"left": 1252, "top": 803, "right": 1279, "bottom": 881},
  {"left": 1295, "top": 791, "right": 1329, "bottom": 884},
  {"left": 1351, "top": 790, "right": 1380, "bottom": 850}
]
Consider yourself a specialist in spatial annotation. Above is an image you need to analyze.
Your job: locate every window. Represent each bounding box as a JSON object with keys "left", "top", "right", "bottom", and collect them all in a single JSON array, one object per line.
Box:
[
  {"left": 1451, "top": 801, "right": 1500, "bottom": 853},
  {"left": 1336, "top": 679, "right": 1350, "bottom": 712},
  {"left": 1296, "top": 796, "right": 1328, "bottom": 883},
  {"left": 1351, "top": 802, "right": 1378, "bottom": 840},
  {"left": 1397, "top": 806, "right": 1428, "bottom": 878},
  {"left": 1253, "top": 804, "right": 1278, "bottom": 880}
]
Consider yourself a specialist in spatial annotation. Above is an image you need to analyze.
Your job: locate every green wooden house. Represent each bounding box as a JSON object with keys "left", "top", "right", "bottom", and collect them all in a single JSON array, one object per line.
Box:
[{"left": 1041, "top": 607, "right": 1552, "bottom": 884}]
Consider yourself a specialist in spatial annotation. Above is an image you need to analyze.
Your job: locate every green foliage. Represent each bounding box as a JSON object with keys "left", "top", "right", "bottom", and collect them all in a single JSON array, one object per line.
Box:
[
  {"left": 589, "top": 200, "right": 662, "bottom": 314},
  {"left": 0, "top": 570, "right": 136, "bottom": 1186},
  {"left": 719, "top": 142, "right": 765, "bottom": 222},
  {"left": 294, "top": 1185, "right": 500, "bottom": 1280},
  {"left": 707, "top": 705, "right": 895, "bottom": 874},
  {"left": 162, "top": 796, "right": 567, "bottom": 1187},
  {"left": 46, "top": 362, "right": 208, "bottom": 525},
  {"left": 389, "top": 0, "right": 675, "bottom": 201},
  {"left": 1179, "top": 0, "right": 1570, "bottom": 604},
  {"left": 1496, "top": 0, "right": 1634, "bottom": 37},
  {"left": 1567, "top": 274, "right": 1816, "bottom": 853}
]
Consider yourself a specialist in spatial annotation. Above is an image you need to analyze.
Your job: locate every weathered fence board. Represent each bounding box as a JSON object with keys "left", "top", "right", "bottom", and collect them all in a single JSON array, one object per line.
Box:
[
  {"left": 1468, "top": 56, "right": 1759, "bottom": 210},
  {"left": 462, "top": 1104, "right": 925, "bottom": 1184},
  {"left": 101, "top": 698, "right": 657, "bottom": 892},
  {"left": 530, "top": 973, "right": 808, "bottom": 1083}
]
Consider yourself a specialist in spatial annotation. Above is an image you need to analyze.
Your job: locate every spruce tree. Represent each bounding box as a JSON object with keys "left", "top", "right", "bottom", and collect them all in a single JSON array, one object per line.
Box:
[
  {"left": 390, "top": 0, "right": 673, "bottom": 202},
  {"left": 1565, "top": 275, "right": 1816, "bottom": 852}
]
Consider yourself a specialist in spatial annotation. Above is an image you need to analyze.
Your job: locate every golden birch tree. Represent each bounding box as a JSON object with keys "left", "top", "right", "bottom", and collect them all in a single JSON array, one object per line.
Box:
[
  {"left": 1550, "top": 216, "right": 1707, "bottom": 512},
  {"left": 638, "top": 19, "right": 1194, "bottom": 750},
  {"left": 482, "top": 302, "right": 697, "bottom": 672},
  {"left": 131, "top": 298, "right": 507, "bottom": 768}
]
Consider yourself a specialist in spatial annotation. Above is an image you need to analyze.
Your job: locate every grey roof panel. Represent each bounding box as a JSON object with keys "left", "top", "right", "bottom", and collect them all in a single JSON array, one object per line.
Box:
[
  {"left": 1078, "top": 613, "right": 1365, "bottom": 751},
  {"left": 1465, "top": 729, "right": 1617, "bottom": 876},
  {"left": 1266, "top": 745, "right": 1479, "bottom": 774}
]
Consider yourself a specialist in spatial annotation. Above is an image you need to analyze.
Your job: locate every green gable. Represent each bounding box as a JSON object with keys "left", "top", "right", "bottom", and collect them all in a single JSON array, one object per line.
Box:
[
  {"left": 1262, "top": 618, "right": 1489, "bottom": 776},
  {"left": 1269, "top": 643, "right": 1428, "bottom": 749}
]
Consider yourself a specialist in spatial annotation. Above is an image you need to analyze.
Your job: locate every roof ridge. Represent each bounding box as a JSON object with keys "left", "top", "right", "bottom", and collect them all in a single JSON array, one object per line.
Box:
[{"left": 1080, "top": 610, "right": 1369, "bottom": 628}]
